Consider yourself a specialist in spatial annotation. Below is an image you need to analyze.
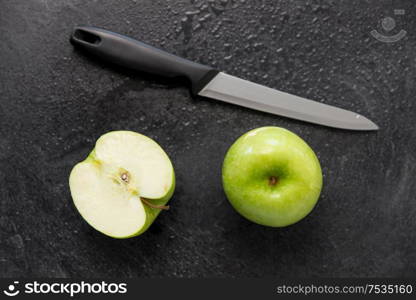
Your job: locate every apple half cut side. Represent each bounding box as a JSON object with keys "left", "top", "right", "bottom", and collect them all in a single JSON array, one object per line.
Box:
[{"left": 69, "top": 131, "right": 175, "bottom": 238}]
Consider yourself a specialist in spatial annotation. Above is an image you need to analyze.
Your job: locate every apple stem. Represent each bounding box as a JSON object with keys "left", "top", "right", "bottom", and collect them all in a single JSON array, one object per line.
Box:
[
  {"left": 140, "top": 198, "right": 170, "bottom": 210},
  {"left": 269, "top": 176, "right": 279, "bottom": 186}
]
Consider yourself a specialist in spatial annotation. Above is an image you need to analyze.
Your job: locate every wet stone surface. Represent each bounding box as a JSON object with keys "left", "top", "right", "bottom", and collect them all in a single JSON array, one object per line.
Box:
[{"left": 0, "top": 0, "right": 415, "bottom": 277}]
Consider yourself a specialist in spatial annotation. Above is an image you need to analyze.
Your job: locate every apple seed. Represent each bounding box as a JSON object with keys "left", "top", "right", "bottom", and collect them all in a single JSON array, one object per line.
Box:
[{"left": 121, "top": 172, "right": 129, "bottom": 183}]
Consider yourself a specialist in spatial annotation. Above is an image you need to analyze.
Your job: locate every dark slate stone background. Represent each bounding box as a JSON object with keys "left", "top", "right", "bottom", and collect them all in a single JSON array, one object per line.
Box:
[{"left": 0, "top": 0, "right": 415, "bottom": 278}]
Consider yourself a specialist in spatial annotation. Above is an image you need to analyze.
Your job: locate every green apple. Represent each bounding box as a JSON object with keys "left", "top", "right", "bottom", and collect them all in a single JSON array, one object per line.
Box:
[
  {"left": 222, "top": 127, "right": 322, "bottom": 227},
  {"left": 69, "top": 131, "right": 175, "bottom": 238}
]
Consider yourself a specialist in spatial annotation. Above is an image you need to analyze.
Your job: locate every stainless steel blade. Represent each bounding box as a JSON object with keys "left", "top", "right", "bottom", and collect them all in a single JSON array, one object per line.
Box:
[{"left": 198, "top": 72, "right": 378, "bottom": 130}]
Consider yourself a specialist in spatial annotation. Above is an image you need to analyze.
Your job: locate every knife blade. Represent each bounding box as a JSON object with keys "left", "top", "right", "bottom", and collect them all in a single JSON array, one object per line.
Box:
[{"left": 70, "top": 26, "right": 378, "bottom": 131}]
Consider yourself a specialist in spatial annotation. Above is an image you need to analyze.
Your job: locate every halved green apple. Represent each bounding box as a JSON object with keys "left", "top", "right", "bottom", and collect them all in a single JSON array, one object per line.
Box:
[{"left": 69, "top": 131, "right": 175, "bottom": 238}]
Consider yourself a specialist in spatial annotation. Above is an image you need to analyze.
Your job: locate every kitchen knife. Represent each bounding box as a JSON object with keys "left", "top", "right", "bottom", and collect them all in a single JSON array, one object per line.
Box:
[{"left": 70, "top": 26, "right": 378, "bottom": 131}]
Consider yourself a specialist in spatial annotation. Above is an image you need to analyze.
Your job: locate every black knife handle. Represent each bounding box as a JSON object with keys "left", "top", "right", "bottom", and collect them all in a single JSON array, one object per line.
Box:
[{"left": 70, "top": 26, "right": 219, "bottom": 94}]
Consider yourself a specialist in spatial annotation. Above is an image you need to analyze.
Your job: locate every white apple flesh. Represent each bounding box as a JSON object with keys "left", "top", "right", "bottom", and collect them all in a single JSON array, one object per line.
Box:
[{"left": 69, "top": 131, "right": 175, "bottom": 238}]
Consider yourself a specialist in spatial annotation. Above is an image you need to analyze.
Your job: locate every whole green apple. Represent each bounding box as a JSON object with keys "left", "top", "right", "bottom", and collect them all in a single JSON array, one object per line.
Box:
[{"left": 222, "top": 127, "right": 322, "bottom": 227}]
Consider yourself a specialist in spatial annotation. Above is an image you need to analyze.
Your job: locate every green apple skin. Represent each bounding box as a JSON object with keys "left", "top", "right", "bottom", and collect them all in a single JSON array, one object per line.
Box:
[
  {"left": 222, "top": 127, "right": 322, "bottom": 227},
  {"left": 69, "top": 131, "right": 175, "bottom": 239}
]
